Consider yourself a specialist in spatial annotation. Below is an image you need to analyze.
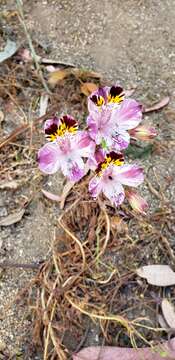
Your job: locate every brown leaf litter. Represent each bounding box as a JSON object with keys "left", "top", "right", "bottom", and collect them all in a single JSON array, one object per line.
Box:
[{"left": 19, "top": 178, "right": 175, "bottom": 360}]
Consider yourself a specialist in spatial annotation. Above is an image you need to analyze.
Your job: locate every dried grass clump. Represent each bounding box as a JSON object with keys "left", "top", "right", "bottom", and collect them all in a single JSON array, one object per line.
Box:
[{"left": 27, "top": 179, "right": 175, "bottom": 360}]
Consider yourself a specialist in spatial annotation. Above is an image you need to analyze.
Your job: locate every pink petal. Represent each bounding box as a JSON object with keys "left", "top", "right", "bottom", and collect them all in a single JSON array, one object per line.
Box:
[
  {"left": 68, "top": 163, "right": 85, "bottom": 182},
  {"left": 112, "top": 130, "right": 130, "bottom": 151},
  {"left": 73, "top": 339, "right": 175, "bottom": 360},
  {"left": 87, "top": 115, "right": 98, "bottom": 141},
  {"left": 113, "top": 99, "right": 142, "bottom": 131},
  {"left": 38, "top": 143, "right": 61, "bottom": 174},
  {"left": 89, "top": 176, "right": 103, "bottom": 198},
  {"left": 60, "top": 156, "right": 85, "bottom": 182},
  {"left": 87, "top": 147, "right": 105, "bottom": 170},
  {"left": 115, "top": 165, "right": 144, "bottom": 187},
  {"left": 102, "top": 180, "right": 125, "bottom": 206},
  {"left": 76, "top": 131, "right": 96, "bottom": 157}
]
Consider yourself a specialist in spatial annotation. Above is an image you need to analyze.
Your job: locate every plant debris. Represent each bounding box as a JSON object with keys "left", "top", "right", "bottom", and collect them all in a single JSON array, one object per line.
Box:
[
  {"left": 137, "top": 265, "right": 175, "bottom": 286},
  {"left": 143, "top": 96, "right": 170, "bottom": 113},
  {"left": 0, "top": 208, "right": 25, "bottom": 226},
  {"left": 161, "top": 299, "right": 175, "bottom": 329},
  {"left": 0, "top": 39, "right": 19, "bottom": 63}
]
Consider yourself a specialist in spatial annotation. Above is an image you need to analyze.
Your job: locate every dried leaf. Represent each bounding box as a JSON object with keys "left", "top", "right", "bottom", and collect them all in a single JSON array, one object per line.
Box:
[
  {"left": 143, "top": 96, "right": 170, "bottom": 113},
  {"left": 40, "top": 57, "right": 76, "bottom": 68},
  {"left": 81, "top": 82, "right": 98, "bottom": 96},
  {"left": 73, "top": 341, "right": 175, "bottom": 360},
  {"left": 111, "top": 216, "right": 127, "bottom": 234},
  {"left": 157, "top": 314, "right": 169, "bottom": 330},
  {"left": 0, "top": 39, "right": 18, "bottom": 63},
  {"left": 60, "top": 181, "right": 75, "bottom": 209},
  {"left": 161, "top": 299, "right": 175, "bottom": 328},
  {"left": 137, "top": 265, "right": 175, "bottom": 286},
  {"left": 41, "top": 189, "right": 61, "bottom": 202},
  {"left": 39, "top": 94, "right": 49, "bottom": 116},
  {"left": 48, "top": 68, "right": 72, "bottom": 86},
  {"left": 73, "top": 69, "right": 101, "bottom": 79},
  {"left": 0, "top": 110, "right": 4, "bottom": 125},
  {"left": 0, "top": 208, "right": 25, "bottom": 226}
]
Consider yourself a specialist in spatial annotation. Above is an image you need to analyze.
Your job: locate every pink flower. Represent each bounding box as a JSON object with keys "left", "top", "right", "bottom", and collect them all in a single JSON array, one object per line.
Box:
[
  {"left": 125, "top": 189, "right": 148, "bottom": 214},
  {"left": 87, "top": 86, "right": 142, "bottom": 151},
  {"left": 38, "top": 115, "right": 95, "bottom": 181},
  {"left": 129, "top": 125, "right": 157, "bottom": 141},
  {"left": 89, "top": 151, "right": 144, "bottom": 207}
]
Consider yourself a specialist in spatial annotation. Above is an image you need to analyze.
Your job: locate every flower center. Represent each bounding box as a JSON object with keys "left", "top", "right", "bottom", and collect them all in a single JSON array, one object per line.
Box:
[
  {"left": 91, "top": 94, "right": 105, "bottom": 107},
  {"left": 107, "top": 86, "right": 125, "bottom": 105},
  {"left": 96, "top": 151, "right": 124, "bottom": 176},
  {"left": 45, "top": 115, "right": 78, "bottom": 141}
]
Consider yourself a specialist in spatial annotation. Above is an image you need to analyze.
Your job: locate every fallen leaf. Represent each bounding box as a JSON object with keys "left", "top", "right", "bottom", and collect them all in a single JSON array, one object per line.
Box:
[
  {"left": 143, "top": 96, "right": 170, "bottom": 113},
  {"left": 39, "top": 94, "right": 49, "bottom": 116},
  {"left": 0, "top": 208, "right": 25, "bottom": 226},
  {"left": 73, "top": 69, "right": 101, "bottom": 79},
  {"left": 157, "top": 314, "right": 169, "bottom": 330},
  {"left": 0, "top": 39, "right": 18, "bottom": 63},
  {"left": 161, "top": 299, "right": 175, "bottom": 328},
  {"left": 0, "top": 110, "right": 4, "bottom": 125},
  {"left": 137, "top": 265, "right": 175, "bottom": 286},
  {"left": 41, "top": 189, "right": 61, "bottom": 202},
  {"left": 60, "top": 180, "right": 75, "bottom": 209},
  {"left": 40, "top": 57, "right": 76, "bottom": 68},
  {"left": 48, "top": 68, "right": 72, "bottom": 86},
  {"left": 81, "top": 82, "right": 98, "bottom": 96},
  {"left": 73, "top": 340, "right": 175, "bottom": 360}
]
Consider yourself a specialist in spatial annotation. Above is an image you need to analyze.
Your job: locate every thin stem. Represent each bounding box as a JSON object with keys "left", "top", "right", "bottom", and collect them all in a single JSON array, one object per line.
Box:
[{"left": 16, "top": 0, "right": 51, "bottom": 94}]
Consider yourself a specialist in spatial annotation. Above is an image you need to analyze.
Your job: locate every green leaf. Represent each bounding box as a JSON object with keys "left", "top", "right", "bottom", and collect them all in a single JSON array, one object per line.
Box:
[{"left": 125, "top": 144, "right": 153, "bottom": 159}]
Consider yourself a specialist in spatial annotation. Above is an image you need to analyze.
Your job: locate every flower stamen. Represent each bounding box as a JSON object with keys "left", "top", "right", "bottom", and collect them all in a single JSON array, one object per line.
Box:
[
  {"left": 90, "top": 94, "right": 105, "bottom": 107},
  {"left": 107, "top": 86, "right": 125, "bottom": 105},
  {"left": 96, "top": 151, "right": 124, "bottom": 176},
  {"left": 45, "top": 115, "right": 78, "bottom": 141}
]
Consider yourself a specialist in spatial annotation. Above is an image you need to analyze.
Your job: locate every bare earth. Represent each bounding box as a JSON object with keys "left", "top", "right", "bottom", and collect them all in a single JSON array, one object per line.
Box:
[{"left": 0, "top": 0, "right": 175, "bottom": 358}]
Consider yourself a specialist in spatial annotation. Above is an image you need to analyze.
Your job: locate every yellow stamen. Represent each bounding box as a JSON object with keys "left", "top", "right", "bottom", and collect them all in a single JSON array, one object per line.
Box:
[
  {"left": 47, "top": 122, "right": 78, "bottom": 141},
  {"left": 97, "top": 96, "right": 105, "bottom": 107},
  {"left": 98, "top": 155, "right": 124, "bottom": 176},
  {"left": 107, "top": 93, "right": 124, "bottom": 104}
]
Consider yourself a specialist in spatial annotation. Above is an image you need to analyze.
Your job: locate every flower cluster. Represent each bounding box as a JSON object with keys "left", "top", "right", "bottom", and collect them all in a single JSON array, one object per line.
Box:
[{"left": 38, "top": 86, "right": 156, "bottom": 213}]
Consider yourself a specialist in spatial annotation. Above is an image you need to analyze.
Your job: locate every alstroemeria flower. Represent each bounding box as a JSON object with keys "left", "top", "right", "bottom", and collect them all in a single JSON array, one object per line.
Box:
[
  {"left": 38, "top": 115, "right": 94, "bottom": 181},
  {"left": 89, "top": 151, "right": 144, "bottom": 207},
  {"left": 129, "top": 125, "right": 157, "bottom": 141},
  {"left": 87, "top": 86, "right": 142, "bottom": 151}
]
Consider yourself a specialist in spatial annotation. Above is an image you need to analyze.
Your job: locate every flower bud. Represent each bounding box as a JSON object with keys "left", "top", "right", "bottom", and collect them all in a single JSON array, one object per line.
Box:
[
  {"left": 126, "top": 190, "right": 148, "bottom": 214},
  {"left": 129, "top": 125, "right": 157, "bottom": 141}
]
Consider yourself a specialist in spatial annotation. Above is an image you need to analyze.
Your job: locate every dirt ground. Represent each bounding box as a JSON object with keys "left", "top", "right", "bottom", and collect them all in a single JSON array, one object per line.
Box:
[{"left": 0, "top": 0, "right": 175, "bottom": 359}]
